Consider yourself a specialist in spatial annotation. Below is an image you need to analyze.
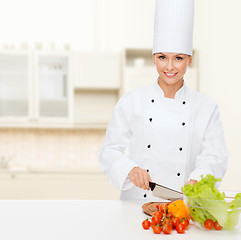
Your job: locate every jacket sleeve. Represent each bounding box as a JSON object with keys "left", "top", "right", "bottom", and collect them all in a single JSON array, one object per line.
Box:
[
  {"left": 98, "top": 95, "right": 138, "bottom": 191},
  {"left": 188, "top": 105, "right": 228, "bottom": 185}
]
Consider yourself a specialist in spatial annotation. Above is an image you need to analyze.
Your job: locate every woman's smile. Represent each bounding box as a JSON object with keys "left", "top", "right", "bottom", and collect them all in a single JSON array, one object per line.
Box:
[{"left": 164, "top": 72, "right": 178, "bottom": 78}]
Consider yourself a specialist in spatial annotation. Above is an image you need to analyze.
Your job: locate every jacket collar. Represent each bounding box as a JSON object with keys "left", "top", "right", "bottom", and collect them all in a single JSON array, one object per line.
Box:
[{"left": 153, "top": 78, "right": 186, "bottom": 101}]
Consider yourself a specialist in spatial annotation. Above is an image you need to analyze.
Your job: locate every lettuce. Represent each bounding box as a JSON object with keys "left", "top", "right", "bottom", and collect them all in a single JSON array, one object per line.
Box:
[
  {"left": 182, "top": 174, "right": 241, "bottom": 230},
  {"left": 225, "top": 193, "right": 241, "bottom": 230}
]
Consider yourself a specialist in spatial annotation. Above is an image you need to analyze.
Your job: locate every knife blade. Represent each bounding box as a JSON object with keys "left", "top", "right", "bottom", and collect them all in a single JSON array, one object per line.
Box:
[{"left": 149, "top": 181, "right": 183, "bottom": 201}]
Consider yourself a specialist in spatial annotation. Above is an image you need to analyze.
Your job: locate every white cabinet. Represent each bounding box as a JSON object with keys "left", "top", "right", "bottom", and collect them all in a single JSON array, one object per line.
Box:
[
  {"left": 38, "top": 173, "right": 120, "bottom": 200},
  {"left": 0, "top": 51, "right": 32, "bottom": 120},
  {"left": 0, "top": 50, "right": 73, "bottom": 127},
  {"left": 0, "top": 172, "right": 120, "bottom": 200},
  {"left": 72, "top": 52, "right": 121, "bottom": 128},
  {"left": 0, "top": 173, "right": 37, "bottom": 199},
  {"left": 73, "top": 52, "right": 121, "bottom": 89},
  {"left": 33, "top": 51, "right": 73, "bottom": 124},
  {"left": 122, "top": 49, "right": 157, "bottom": 93}
]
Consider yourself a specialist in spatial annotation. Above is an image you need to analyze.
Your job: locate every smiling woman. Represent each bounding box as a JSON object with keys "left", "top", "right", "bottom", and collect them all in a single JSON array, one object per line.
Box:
[{"left": 98, "top": 0, "right": 228, "bottom": 201}]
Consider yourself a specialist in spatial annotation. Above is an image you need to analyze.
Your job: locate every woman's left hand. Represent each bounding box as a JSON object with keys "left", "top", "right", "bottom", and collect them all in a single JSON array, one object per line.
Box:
[{"left": 185, "top": 179, "right": 198, "bottom": 186}]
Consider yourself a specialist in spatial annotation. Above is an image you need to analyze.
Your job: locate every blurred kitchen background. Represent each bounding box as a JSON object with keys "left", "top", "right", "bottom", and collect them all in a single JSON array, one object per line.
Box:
[{"left": 0, "top": 0, "right": 240, "bottom": 199}]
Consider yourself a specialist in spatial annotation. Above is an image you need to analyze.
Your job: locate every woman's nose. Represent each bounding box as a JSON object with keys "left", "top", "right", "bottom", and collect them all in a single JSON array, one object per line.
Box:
[{"left": 166, "top": 60, "right": 174, "bottom": 71}]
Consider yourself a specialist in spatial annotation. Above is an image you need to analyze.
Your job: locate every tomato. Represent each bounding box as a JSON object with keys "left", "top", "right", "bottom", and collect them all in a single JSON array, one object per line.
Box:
[
  {"left": 176, "top": 223, "right": 186, "bottom": 234},
  {"left": 151, "top": 214, "right": 162, "bottom": 225},
  {"left": 204, "top": 219, "right": 214, "bottom": 230},
  {"left": 163, "top": 224, "right": 172, "bottom": 234},
  {"left": 152, "top": 225, "right": 162, "bottom": 234},
  {"left": 159, "top": 203, "right": 168, "bottom": 213},
  {"left": 166, "top": 212, "right": 173, "bottom": 219},
  {"left": 172, "top": 217, "right": 180, "bottom": 228},
  {"left": 156, "top": 204, "right": 160, "bottom": 210},
  {"left": 153, "top": 211, "right": 163, "bottom": 219},
  {"left": 163, "top": 218, "right": 172, "bottom": 226},
  {"left": 142, "top": 219, "right": 151, "bottom": 230},
  {"left": 214, "top": 221, "right": 223, "bottom": 231},
  {"left": 180, "top": 219, "right": 189, "bottom": 228}
]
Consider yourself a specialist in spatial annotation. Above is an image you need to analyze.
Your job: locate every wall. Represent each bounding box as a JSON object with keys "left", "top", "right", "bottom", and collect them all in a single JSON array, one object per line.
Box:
[{"left": 194, "top": 0, "right": 241, "bottom": 191}]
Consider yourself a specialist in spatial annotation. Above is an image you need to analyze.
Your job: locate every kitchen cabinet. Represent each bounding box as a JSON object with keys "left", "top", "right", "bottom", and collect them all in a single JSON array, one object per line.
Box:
[
  {"left": 38, "top": 172, "right": 120, "bottom": 199},
  {"left": 72, "top": 51, "right": 121, "bottom": 128},
  {"left": 0, "top": 51, "right": 32, "bottom": 120},
  {"left": 0, "top": 173, "right": 37, "bottom": 199},
  {"left": 0, "top": 171, "right": 120, "bottom": 200},
  {"left": 73, "top": 52, "right": 121, "bottom": 89},
  {"left": 0, "top": 50, "right": 73, "bottom": 128}
]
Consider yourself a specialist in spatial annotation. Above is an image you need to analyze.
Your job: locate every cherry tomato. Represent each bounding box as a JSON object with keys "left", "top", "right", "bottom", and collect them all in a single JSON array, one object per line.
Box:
[
  {"left": 172, "top": 217, "right": 181, "bottom": 228},
  {"left": 180, "top": 219, "right": 189, "bottom": 228},
  {"left": 163, "top": 224, "right": 172, "bottom": 234},
  {"left": 163, "top": 218, "right": 172, "bottom": 226},
  {"left": 166, "top": 212, "right": 173, "bottom": 219},
  {"left": 152, "top": 215, "right": 162, "bottom": 225},
  {"left": 159, "top": 203, "right": 168, "bottom": 213},
  {"left": 156, "top": 204, "right": 160, "bottom": 210},
  {"left": 152, "top": 225, "right": 162, "bottom": 234},
  {"left": 214, "top": 221, "right": 223, "bottom": 231},
  {"left": 142, "top": 219, "right": 151, "bottom": 230},
  {"left": 153, "top": 211, "right": 163, "bottom": 219},
  {"left": 204, "top": 219, "right": 214, "bottom": 230},
  {"left": 176, "top": 223, "right": 186, "bottom": 234}
]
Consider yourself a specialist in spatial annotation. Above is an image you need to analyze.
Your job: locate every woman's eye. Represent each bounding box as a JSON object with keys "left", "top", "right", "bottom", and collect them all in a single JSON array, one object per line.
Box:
[
  {"left": 176, "top": 57, "right": 183, "bottom": 60},
  {"left": 159, "top": 56, "right": 165, "bottom": 59}
]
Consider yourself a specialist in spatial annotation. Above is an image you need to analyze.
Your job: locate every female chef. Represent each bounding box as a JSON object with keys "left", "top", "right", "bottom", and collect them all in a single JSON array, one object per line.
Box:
[{"left": 98, "top": 0, "right": 228, "bottom": 200}]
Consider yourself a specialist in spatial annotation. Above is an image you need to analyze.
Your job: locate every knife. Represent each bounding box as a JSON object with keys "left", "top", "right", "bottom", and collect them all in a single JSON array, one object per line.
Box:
[{"left": 149, "top": 181, "right": 183, "bottom": 201}]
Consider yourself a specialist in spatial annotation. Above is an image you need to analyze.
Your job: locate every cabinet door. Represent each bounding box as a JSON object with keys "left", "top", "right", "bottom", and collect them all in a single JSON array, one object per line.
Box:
[
  {"left": 0, "top": 173, "right": 37, "bottom": 199},
  {"left": 38, "top": 173, "right": 120, "bottom": 200},
  {"left": 0, "top": 52, "right": 32, "bottom": 119},
  {"left": 34, "top": 52, "right": 72, "bottom": 121},
  {"left": 73, "top": 52, "right": 121, "bottom": 89}
]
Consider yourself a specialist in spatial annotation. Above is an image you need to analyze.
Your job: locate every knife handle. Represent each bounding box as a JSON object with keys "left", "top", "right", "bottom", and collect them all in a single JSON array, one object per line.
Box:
[{"left": 149, "top": 181, "right": 156, "bottom": 191}]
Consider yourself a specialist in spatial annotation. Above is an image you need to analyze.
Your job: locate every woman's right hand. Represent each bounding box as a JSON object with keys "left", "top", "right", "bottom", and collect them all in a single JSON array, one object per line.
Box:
[{"left": 128, "top": 167, "right": 152, "bottom": 190}]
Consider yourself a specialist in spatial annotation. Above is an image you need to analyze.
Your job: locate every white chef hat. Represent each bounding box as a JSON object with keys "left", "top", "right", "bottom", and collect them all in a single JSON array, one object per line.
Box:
[{"left": 152, "top": 0, "right": 194, "bottom": 56}]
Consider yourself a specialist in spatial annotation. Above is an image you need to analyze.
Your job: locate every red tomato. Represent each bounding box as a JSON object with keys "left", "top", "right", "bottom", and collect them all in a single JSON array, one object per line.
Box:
[
  {"left": 152, "top": 225, "right": 162, "bottom": 234},
  {"left": 153, "top": 211, "right": 163, "bottom": 219},
  {"left": 142, "top": 219, "right": 151, "bottom": 230},
  {"left": 180, "top": 219, "right": 189, "bottom": 228},
  {"left": 152, "top": 215, "right": 162, "bottom": 225},
  {"left": 176, "top": 223, "right": 186, "bottom": 234},
  {"left": 156, "top": 204, "right": 160, "bottom": 210},
  {"left": 159, "top": 204, "right": 168, "bottom": 213},
  {"left": 166, "top": 212, "right": 173, "bottom": 219},
  {"left": 204, "top": 219, "right": 214, "bottom": 230},
  {"left": 163, "top": 218, "right": 172, "bottom": 226},
  {"left": 172, "top": 217, "right": 181, "bottom": 228},
  {"left": 163, "top": 224, "right": 172, "bottom": 234},
  {"left": 214, "top": 221, "right": 223, "bottom": 231}
]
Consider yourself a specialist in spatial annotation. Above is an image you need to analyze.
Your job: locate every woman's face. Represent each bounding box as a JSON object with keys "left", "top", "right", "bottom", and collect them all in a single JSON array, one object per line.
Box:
[{"left": 152, "top": 52, "right": 192, "bottom": 86}]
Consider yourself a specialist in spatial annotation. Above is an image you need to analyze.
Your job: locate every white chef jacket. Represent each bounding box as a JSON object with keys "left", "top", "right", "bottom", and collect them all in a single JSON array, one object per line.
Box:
[{"left": 98, "top": 80, "right": 228, "bottom": 200}]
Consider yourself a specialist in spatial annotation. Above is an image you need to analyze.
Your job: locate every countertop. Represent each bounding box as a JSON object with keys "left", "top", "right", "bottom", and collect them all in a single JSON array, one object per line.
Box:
[{"left": 0, "top": 200, "right": 240, "bottom": 240}]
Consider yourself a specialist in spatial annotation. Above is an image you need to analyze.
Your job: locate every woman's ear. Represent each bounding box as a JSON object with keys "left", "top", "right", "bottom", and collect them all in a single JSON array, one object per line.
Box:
[
  {"left": 152, "top": 54, "right": 156, "bottom": 65},
  {"left": 188, "top": 56, "right": 192, "bottom": 67}
]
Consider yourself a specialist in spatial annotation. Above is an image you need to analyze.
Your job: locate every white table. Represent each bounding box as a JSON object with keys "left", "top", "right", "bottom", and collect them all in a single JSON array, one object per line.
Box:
[{"left": 0, "top": 200, "right": 240, "bottom": 240}]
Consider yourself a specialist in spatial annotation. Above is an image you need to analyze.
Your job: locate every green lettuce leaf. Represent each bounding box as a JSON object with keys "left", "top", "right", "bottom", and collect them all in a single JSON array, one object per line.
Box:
[
  {"left": 225, "top": 193, "right": 241, "bottom": 230},
  {"left": 182, "top": 174, "right": 241, "bottom": 229}
]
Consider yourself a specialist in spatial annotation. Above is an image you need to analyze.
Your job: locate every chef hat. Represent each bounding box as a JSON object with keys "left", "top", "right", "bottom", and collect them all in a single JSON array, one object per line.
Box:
[{"left": 153, "top": 0, "right": 194, "bottom": 56}]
